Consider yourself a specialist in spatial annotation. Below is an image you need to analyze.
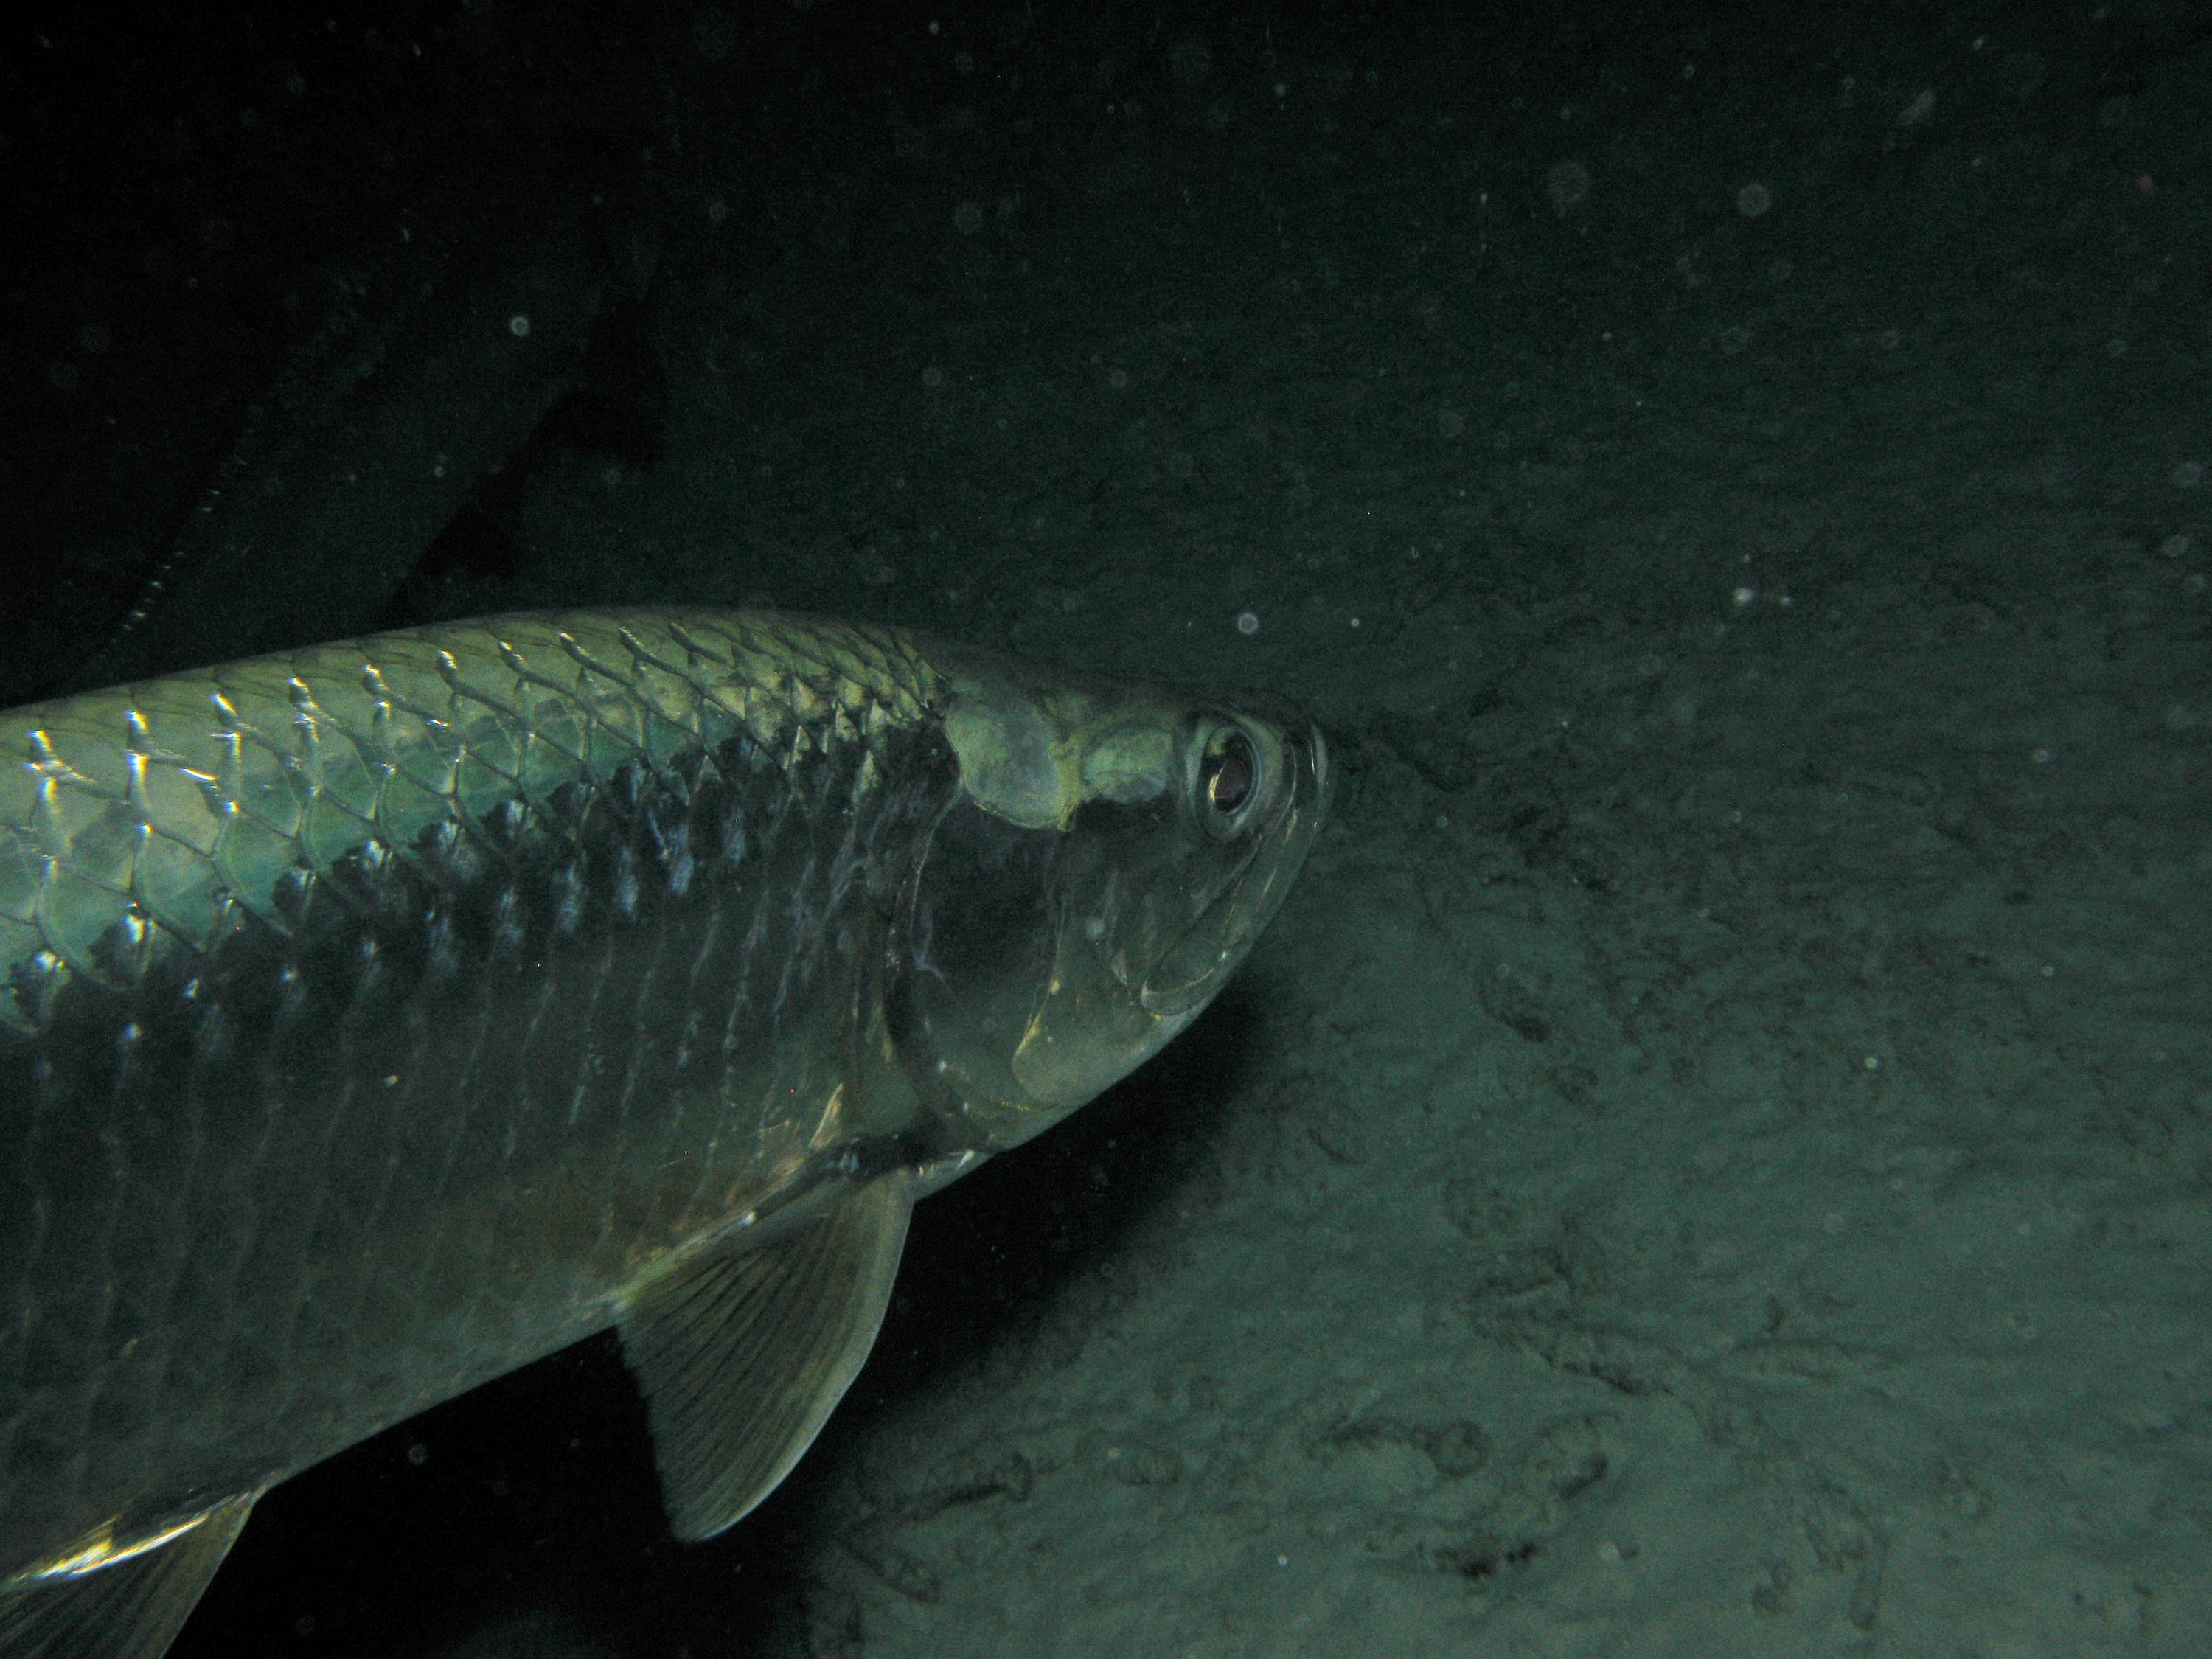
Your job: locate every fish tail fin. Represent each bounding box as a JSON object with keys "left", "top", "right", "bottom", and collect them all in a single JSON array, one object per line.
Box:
[{"left": 0, "top": 1494, "right": 257, "bottom": 1659}]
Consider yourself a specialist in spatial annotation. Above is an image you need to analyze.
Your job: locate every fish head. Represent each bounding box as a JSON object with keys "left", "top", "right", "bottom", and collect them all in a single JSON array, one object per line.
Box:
[{"left": 892, "top": 646, "right": 1329, "bottom": 1166}]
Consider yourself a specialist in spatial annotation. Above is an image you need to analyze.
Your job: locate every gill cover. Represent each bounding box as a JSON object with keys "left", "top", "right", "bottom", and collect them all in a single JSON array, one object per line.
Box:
[{"left": 891, "top": 650, "right": 1327, "bottom": 1156}]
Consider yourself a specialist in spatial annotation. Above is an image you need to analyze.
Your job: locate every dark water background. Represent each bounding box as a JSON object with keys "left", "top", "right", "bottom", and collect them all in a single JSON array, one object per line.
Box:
[{"left": 5, "top": 1, "right": 2209, "bottom": 1654}]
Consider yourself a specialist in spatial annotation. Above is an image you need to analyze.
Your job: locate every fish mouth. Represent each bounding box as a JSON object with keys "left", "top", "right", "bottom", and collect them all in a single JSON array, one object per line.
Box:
[{"left": 1140, "top": 720, "right": 1329, "bottom": 1019}]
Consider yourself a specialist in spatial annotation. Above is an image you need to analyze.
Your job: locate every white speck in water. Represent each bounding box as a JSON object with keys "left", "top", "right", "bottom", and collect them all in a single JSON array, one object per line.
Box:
[
  {"left": 1545, "top": 160, "right": 1592, "bottom": 216},
  {"left": 1171, "top": 38, "right": 1213, "bottom": 85},
  {"left": 1736, "top": 181, "right": 1773, "bottom": 218},
  {"left": 1732, "top": 586, "right": 1756, "bottom": 607},
  {"left": 507, "top": 314, "right": 530, "bottom": 338},
  {"left": 1236, "top": 610, "right": 1260, "bottom": 636}
]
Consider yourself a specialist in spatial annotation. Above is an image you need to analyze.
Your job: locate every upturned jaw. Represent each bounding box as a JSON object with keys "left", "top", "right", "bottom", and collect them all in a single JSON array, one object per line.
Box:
[{"left": 886, "top": 623, "right": 1337, "bottom": 1156}]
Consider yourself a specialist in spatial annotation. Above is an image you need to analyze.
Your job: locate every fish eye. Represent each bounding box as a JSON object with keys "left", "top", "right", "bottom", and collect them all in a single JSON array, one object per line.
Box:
[{"left": 1199, "top": 725, "right": 1260, "bottom": 830}]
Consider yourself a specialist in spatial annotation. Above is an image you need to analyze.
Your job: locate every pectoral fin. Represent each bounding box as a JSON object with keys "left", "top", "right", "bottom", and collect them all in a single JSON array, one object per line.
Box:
[
  {"left": 617, "top": 1172, "right": 915, "bottom": 1540},
  {"left": 0, "top": 1492, "right": 257, "bottom": 1659}
]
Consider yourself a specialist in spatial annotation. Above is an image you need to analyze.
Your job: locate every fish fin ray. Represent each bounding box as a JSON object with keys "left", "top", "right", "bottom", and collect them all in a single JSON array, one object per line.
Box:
[
  {"left": 618, "top": 1169, "right": 914, "bottom": 1540},
  {"left": 0, "top": 1492, "right": 257, "bottom": 1659}
]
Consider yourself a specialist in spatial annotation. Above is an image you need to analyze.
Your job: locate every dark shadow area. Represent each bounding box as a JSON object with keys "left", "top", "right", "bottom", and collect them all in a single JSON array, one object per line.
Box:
[
  {"left": 849, "top": 975, "right": 1273, "bottom": 1402},
  {"left": 516, "top": 295, "right": 671, "bottom": 476},
  {"left": 378, "top": 503, "right": 528, "bottom": 631}
]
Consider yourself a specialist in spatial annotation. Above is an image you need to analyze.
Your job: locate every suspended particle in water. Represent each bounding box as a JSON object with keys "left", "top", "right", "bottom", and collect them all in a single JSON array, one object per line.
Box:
[
  {"left": 1545, "top": 160, "right": 1592, "bottom": 216},
  {"left": 1236, "top": 610, "right": 1260, "bottom": 636},
  {"left": 508, "top": 313, "right": 531, "bottom": 338},
  {"left": 1736, "top": 181, "right": 1773, "bottom": 218},
  {"left": 1999, "top": 52, "right": 2046, "bottom": 97}
]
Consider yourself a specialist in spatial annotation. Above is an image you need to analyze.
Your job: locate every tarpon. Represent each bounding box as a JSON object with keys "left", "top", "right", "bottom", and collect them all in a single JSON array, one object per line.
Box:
[{"left": 0, "top": 608, "right": 1327, "bottom": 1656}]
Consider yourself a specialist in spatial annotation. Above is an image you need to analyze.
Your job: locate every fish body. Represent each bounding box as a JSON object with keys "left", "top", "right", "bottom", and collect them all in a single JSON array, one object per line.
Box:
[{"left": 0, "top": 608, "right": 1326, "bottom": 1657}]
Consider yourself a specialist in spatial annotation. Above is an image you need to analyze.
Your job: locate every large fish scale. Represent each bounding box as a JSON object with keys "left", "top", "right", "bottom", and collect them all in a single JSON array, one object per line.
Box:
[{"left": 0, "top": 610, "right": 959, "bottom": 1572}]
